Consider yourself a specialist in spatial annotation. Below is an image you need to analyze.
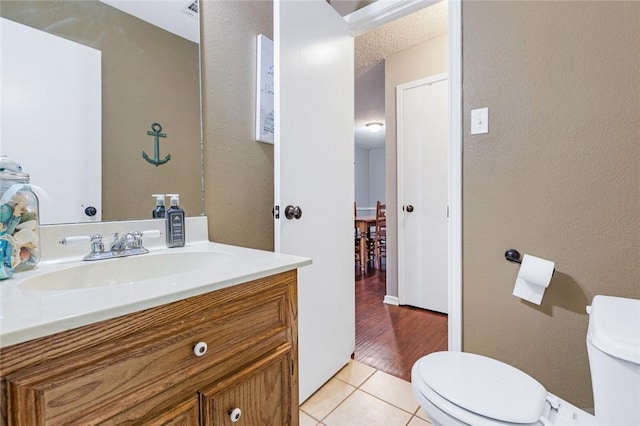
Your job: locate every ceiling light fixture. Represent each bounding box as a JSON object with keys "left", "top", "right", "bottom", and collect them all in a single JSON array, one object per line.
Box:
[{"left": 366, "top": 122, "right": 384, "bottom": 133}]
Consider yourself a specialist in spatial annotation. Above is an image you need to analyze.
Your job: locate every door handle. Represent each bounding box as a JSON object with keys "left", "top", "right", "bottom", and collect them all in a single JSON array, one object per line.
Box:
[
  {"left": 405, "top": 205, "right": 414, "bottom": 213},
  {"left": 284, "top": 205, "right": 302, "bottom": 220}
]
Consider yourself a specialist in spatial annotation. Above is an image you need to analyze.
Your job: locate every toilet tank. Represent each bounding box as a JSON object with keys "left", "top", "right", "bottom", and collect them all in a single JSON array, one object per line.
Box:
[{"left": 586, "top": 295, "right": 640, "bottom": 425}]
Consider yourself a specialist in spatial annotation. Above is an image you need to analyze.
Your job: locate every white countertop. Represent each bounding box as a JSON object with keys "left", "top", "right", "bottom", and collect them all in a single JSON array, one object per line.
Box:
[{"left": 0, "top": 240, "right": 311, "bottom": 348}]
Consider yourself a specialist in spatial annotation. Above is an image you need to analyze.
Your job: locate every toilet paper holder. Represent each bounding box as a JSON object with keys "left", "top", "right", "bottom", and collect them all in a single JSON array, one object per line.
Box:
[
  {"left": 505, "top": 248, "right": 555, "bottom": 276},
  {"left": 505, "top": 249, "right": 523, "bottom": 264}
]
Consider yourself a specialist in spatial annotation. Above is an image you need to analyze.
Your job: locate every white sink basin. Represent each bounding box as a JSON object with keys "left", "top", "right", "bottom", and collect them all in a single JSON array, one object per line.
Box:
[{"left": 18, "top": 251, "right": 231, "bottom": 291}]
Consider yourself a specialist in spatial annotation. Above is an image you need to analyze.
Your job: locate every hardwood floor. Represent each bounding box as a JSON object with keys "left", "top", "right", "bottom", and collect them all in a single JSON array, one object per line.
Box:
[{"left": 354, "top": 264, "right": 448, "bottom": 382}]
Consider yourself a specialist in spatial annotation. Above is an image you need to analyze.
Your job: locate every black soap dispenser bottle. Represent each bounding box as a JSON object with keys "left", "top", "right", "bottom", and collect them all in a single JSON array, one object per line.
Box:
[
  {"left": 166, "top": 194, "right": 185, "bottom": 248},
  {"left": 152, "top": 194, "right": 166, "bottom": 218}
]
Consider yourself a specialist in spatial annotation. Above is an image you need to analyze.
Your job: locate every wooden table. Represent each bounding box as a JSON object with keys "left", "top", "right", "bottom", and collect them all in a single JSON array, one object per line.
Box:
[{"left": 355, "top": 215, "right": 376, "bottom": 271}]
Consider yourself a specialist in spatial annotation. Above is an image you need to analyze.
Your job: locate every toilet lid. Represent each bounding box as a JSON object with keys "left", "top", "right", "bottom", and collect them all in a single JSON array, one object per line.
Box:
[{"left": 415, "top": 352, "right": 547, "bottom": 424}]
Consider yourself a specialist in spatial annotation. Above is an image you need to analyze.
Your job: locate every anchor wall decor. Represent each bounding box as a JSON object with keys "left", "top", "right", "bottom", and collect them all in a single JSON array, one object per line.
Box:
[{"left": 143, "top": 122, "right": 171, "bottom": 166}]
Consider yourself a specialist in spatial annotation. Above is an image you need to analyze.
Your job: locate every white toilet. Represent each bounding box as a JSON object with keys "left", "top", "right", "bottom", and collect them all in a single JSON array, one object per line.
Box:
[{"left": 412, "top": 295, "right": 640, "bottom": 425}]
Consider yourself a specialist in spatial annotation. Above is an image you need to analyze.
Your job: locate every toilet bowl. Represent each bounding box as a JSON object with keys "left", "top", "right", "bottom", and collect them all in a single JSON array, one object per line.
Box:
[
  {"left": 412, "top": 295, "right": 640, "bottom": 426},
  {"left": 411, "top": 352, "right": 592, "bottom": 426}
]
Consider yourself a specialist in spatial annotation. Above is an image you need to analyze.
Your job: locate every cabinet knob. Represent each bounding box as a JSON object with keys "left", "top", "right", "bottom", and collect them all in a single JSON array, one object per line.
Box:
[
  {"left": 228, "top": 408, "right": 242, "bottom": 422},
  {"left": 193, "top": 341, "right": 208, "bottom": 357}
]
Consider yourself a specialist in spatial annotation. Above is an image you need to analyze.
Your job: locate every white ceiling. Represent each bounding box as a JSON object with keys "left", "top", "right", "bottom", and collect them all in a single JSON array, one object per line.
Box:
[{"left": 99, "top": 0, "right": 199, "bottom": 43}]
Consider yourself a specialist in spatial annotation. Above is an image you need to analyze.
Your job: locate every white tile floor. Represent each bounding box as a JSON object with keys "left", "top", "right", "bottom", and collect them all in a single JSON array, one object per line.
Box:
[{"left": 299, "top": 360, "right": 432, "bottom": 426}]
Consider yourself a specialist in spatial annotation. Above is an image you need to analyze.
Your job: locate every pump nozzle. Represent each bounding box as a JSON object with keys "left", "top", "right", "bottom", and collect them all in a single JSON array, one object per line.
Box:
[
  {"left": 167, "top": 193, "right": 180, "bottom": 207},
  {"left": 152, "top": 194, "right": 165, "bottom": 206}
]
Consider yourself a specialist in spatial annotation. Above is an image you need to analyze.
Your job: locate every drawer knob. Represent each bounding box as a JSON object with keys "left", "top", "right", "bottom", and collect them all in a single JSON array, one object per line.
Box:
[
  {"left": 193, "top": 341, "right": 208, "bottom": 357},
  {"left": 228, "top": 408, "right": 242, "bottom": 422}
]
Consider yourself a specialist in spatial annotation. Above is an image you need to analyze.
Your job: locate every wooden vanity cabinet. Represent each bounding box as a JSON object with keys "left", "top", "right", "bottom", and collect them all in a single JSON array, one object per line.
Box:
[{"left": 0, "top": 270, "right": 299, "bottom": 426}]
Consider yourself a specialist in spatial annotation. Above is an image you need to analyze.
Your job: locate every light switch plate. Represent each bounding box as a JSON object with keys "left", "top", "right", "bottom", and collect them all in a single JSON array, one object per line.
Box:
[{"left": 471, "top": 107, "right": 489, "bottom": 135}]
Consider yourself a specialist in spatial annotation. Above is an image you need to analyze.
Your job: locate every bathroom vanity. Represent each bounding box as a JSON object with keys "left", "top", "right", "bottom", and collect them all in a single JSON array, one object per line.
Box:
[{"left": 0, "top": 218, "right": 310, "bottom": 425}]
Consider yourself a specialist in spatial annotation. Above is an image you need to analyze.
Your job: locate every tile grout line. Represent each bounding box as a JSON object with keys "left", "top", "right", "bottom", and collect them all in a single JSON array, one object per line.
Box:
[
  {"left": 301, "top": 364, "right": 377, "bottom": 424},
  {"left": 334, "top": 368, "right": 423, "bottom": 420},
  {"left": 301, "top": 363, "right": 431, "bottom": 425},
  {"left": 346, "top": 370, "right": 420, "bottom": 415},
  {"left": 300, "top": 380, "right": 358, "bottom": 425},
  {"left": 336, "top": 368, "right": 431, "bottom": 425}
]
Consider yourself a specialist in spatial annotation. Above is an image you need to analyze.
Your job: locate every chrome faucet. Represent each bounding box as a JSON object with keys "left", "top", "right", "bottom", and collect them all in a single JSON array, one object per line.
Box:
[
  {"left": 90, "top": 232, "right": 149, "bottom": 260},
  {"left": 61, "top": 230, "right": 157, "bottom": 261}
]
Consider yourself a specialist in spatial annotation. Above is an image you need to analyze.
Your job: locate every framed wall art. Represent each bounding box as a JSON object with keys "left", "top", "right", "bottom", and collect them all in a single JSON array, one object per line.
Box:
[{"left": 256, "top": 34, "right": 274, "bottom": 144}]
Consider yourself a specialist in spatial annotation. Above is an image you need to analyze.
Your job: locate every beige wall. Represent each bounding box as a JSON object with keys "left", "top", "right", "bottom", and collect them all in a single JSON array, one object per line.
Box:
[
  {"left": 384, "top": 34, "right": 449, "bottom": 297},
  {"left": 200, "top": 1, "right": 274, "bottom": 251},
  {"left": 462, "top": 1, "right": 640, "bottom": 409},
  {"left": 1, "top": 1, "right": 202, "bottom": 221}
]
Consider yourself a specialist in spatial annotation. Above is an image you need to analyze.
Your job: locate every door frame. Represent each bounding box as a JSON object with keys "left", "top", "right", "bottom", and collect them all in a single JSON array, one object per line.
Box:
[{"left": 345, "top": 0, "right": 462, "bottom": 351}]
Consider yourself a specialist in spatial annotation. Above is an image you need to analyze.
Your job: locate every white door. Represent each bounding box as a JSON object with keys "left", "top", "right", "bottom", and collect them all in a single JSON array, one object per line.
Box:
[
  {"left": 397, "top": 74, "right": 449, "bottom": 314},
  {"left": 0, "top": 18, "right": 101, "bottom": 224},
  {"left": 274, "top": 0, "right": 355, "bottom": 403}
]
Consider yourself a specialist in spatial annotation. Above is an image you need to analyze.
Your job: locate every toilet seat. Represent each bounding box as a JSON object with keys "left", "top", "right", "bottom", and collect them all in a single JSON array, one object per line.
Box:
[{"left": 413, "top": 352, "right": 549, "bottom": 425}]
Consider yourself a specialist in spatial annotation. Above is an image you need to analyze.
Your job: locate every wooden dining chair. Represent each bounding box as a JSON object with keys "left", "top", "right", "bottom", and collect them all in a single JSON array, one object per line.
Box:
[
  {"left": 374, "top": 201, "right": 386, "bottom": 269},
  {"left": 354, "top": 202, "right": 362, "bottom": 266}
]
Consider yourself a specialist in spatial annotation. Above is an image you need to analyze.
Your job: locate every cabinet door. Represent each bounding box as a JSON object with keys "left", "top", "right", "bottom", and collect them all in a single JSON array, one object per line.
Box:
[
  {"left": 200, "top": 346, "right": 295, "bottom": 426},
  {"left": 142, "top": 399, "right": 199, "bottom": 426}
]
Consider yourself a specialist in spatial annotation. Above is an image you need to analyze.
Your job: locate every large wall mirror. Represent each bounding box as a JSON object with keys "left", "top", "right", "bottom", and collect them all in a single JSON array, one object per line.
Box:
[{"left": 0, "top": 0, "right": 203, "bottom": 224}]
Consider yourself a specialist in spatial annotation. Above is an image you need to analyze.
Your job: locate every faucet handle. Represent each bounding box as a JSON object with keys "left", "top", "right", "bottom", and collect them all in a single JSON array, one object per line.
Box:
[
  {"left": 60, "top": 234, "right": 104, "bottom": 256},
  {"left": 132, "top": 230, "right": 161, "bottom": 247},
  {"left": 130, "top": 231, "right": 143, "bottom": 248},
  {"left": 141, "top": 230, "right": 161, "bottom": 239},
  {"left": 59, "top": 235, "right": 91, "bottom": 246},
  {"left": 89, "top": 234, "right": 104, "bottom": 254}
]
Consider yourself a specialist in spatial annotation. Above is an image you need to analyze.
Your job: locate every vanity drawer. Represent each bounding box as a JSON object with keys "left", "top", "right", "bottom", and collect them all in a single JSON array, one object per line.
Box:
[{"left": 5, "top": 289, "right": 291, "bottom": 425}]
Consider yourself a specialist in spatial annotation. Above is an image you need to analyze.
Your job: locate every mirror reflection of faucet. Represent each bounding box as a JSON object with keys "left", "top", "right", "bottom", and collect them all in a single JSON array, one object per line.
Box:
[{"left": 60, "top": 230, "right": 161, "bottom": 261}]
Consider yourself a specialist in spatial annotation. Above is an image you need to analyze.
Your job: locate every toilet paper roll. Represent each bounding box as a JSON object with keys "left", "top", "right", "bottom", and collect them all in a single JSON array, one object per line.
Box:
[{"left": 512, "top": 254, "right": 555, "bottom": 305}]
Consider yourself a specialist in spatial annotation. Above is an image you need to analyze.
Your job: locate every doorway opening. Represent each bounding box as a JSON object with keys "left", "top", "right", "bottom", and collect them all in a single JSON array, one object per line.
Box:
[{"left": 346, "top": 0, "right": 462, "bottom": 377}]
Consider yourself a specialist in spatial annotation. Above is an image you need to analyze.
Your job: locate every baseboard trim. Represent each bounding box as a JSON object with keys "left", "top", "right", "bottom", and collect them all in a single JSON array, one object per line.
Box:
[{"left": 383, "top": 295, "right": 399, "bottom": 306}]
